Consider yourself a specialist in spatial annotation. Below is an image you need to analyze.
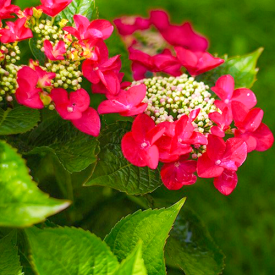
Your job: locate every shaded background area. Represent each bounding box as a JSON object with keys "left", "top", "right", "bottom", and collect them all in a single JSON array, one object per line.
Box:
[
  {"left": 95, "top": 0, "right": 275, "bottom": 274},
  {"left": 15, "top": 0, "right": 275, "bottom": 274}
]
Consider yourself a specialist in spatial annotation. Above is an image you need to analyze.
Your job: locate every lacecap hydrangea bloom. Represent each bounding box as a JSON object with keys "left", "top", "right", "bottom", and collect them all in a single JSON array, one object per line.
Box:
[{"left": 0, "top": 1, "right": 273, "bottom": 195}]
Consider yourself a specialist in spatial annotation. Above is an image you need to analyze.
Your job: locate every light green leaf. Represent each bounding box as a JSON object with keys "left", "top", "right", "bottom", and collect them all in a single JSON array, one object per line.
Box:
[
  {"left": 25, "top": 226, "right": 119, "bottom": 275},
  {"left": 0, "top": 140, "right": 70, "bottom": 227},
  {"left": 29, "top": 37, "right": 46, "bottom": 65},
  {"left": 198, "top": 48, "right": 263, "bottom": 88},
  {"left": 85, "top": 122, "right": 162, "bottom": 195},
  {"left": 105, "top": 199, "right": 186, "bottom": 275},
  {"left": 113, "top": 242, "right": 147, "bottom": 275},
  {"left": 0, "top": 107, "right": 40, "bottom": 135},
  {"left": 25, "top": 115, "right": 99, "bottom": 173},
  {"left": 59, "top": 0, "right": 96, "bottom": 24},
  {"left": 0, "top": 231, "right": 23, "bottom": 275},
  {"left": 165, "top": 208, "right": 225, "bottom": 275}
]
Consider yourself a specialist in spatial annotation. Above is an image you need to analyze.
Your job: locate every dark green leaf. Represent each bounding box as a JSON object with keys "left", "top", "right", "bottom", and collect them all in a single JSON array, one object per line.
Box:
[
  {"left": 29, "top": 37, "right": 46, "bottom": 65},
  {"left": 0, "top": 140, "right": 70, "bottom": 227},
  {"left": 0, "top": 107, "right": 40, "bottom": 135},
  {"left": 85, "top": 122, "right": 162, "bottom": 195},
  {"left": 25, "top": 226, "right": 119, "bottom": 275},
  {"left": 198, "top": 48, "right": 263, "bottom": 88},
  {"left": 59, "top": 0, "right": 96, "bottom": 24},
  {"left": 105, "top": 199, "right": 185, "bottom": 275},
  {"left": 113, "top": 242, "right": 148, "bottom": 275},
  {"left": 0, "top": 231, "right": 23, "bottom": 275},
  {"left": 165, "top": 208, "right": 225, "bottom": 275},
  {"left": 25, "top": 115, "right": 99, "bottom": 173}
]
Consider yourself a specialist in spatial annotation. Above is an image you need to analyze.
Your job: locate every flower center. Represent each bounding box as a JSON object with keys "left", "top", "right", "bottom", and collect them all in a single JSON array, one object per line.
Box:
[
  {"left": 132, "top": 74, "right": 218, "bottom": 133},
  {"left": 215, "top": 160, "right": 222, "bottom": 165},
  {"left": 141, "top": 142, "right": 149, "bottom": 149}
]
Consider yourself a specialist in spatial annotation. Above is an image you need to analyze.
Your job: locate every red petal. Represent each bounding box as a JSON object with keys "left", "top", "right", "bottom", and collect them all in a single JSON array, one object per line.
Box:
[
  {"left": 223, "top": 138, "right": 247, "bottom": 167},
  {"left": 120, "top": 103, "right": 148, "bottom": 116},
  {"left": 232, "top": 88, "right": 257, "bottom": 109},
  {"left": 231, "top": 101, "right": 249, "bottom": 128},
  {"left": 121, "top": 132, "right": 147, "bottom": 167},
  {"left": 252, "top": 123, "right": 274, "bottom": 152},
  {"left": 89, "top": 19, "right": 114, "bottom": 40},
  {"left": 197, "top": 153, "right": 224, "bottom": 178},
  {"left": 214, "top": 170, "right": 238, "bottom": 196},
  {"left": 71, "top": 107, "right": 101, "bottom": 136},
  {"left": 142, "top": 145, "right": 159, "bottom": 169},
  {"left": 207, "top": 134, "right": 226, "bottom": 162},
  {"left": 98, "top": 98, "right": 128, "bottom": 114},
  {"left": 242, "top": 108, "right": 263, "bottom": 132},
  {"left": 211, "top": 75, "right": 234, "bottom": 101},
  {"left": 161, "top": 160, "right": 197, "bottom": 190},
  {"left": 125, "top": 84, "right": 147, "bottom": 106},
  {"left": 132, "top": 114, "right": 155, "bottom": 143}
]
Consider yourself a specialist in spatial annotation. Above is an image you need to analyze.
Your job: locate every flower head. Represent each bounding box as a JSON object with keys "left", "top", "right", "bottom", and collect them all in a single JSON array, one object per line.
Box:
[
  {"left": 0, "top": 0, "right": 20, "bottom": 20},
  {"left": 63, "top": 15, "right": 113, "bottom": 42},
  {"left": 121, "top": 114, "right": 165, "bottom": 169},
  {"left": 44, "top": 40, "right": 66, "bottom": 61},
  {"left": 0, "top": 18, "right": 33, "bottom": 43},
  {"left": 232, "top": 101, "right": 274, "bottom": 152},
  {"left": 98, "top": 84, "right": 147, "bottom": 116},
  {"left": 50, "top": 88, "right": 90, "bottom": 120}
]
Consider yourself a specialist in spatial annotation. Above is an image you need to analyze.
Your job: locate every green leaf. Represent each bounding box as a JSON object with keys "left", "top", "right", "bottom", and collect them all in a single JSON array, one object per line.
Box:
[
  {"left": 105, "top": 199, "right": 186, "bottom": 275},
  {"left": 29, "top": 37, "right": 46, "bottom": 64},
  {"left": 25, "top": 115, "right": 99, "bottom": 173},
  {"left": 113, "top": 242, "right": 148, "bottom": 275},
  {"left": 85, "top": 122, "right": 162, "bottom": 195},
  {"left": 198, "top": 48, "right": 263, "bottom": 88},
  {"left": 59, "top": 0, "right": 96, "bottom": 24},
  {"left": 25, "top": 226, "right": 119, "bottom": 275},
  {"left": 165, "top": 208, "right": 225, "bottom": 275},
  {"left": 0, "top": 231, "right": 23, "bottom": 275},
  {"left": 0, "top": 140, "right": 70, "bottom": 227},
  {"left": 0, "top": 107, "right": 40, "bottom": 135}
]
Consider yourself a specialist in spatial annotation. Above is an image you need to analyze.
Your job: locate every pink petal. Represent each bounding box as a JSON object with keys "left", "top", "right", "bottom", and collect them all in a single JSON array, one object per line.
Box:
[
  {"left": 232, "top": 88, "right": 257, "bottom": 109},
  {"left": 142, "top": 145, "right": 159, "bottom": 169},
  {"left": 146, "top": 124, "right": 166, "bottom": 145},
  {"left": 71, "top": 107, "right": 100, "bottom": 137},
  {"left": 98, "top": 98, "right": 128, "bottom": 114},
  {"left": 223, "top": 138, "right": 247, "bottom": 167},
  {"left": 234, "top": 130, "right": 257, "bottom": 153},
  {"left": 161, "top": 160, "right": 197, "bottom": 190},
  {"left": 211, "top": 75, "right": 235, "bottom": 101},
  {"left": 121, "top": 132, "right": 147, "bottom": 167},
  {"left": 207, "top": 134, "right": 226, "bottom": 162},
  {"left": 242, "top": 108, "right": 263, "bottom": 132},
  {"left": 175, "top": 47, "right": 198, "bottom": 68},
  {"left": 69, "top": 88, "right": 90, "bottom": 112},
  {"left": 211, "top": 126, "right": 225, "bottom": 137},
  {"left": 125, "top": 84, "right": 147, "bottom": 106},
  {"left": 252, "top": 123, "right": 274, "bottom": 152},
  {"left": 120, "top": 103, "right": 148, "bottom": 116},
  {"left": 231, "top": 101, "right": 249, "bottom": 129},
  {"left": 214, "top": 170, "right": 238, "bottom": 196},
  {"left": 197, "top": 153, "right": 224, "bottom": 178},
  {"left": 132, "top": 114, "right": 155, "bottom": 143},
  {"left": 89, "top": 19, "right": 114, "bottom": 40}
]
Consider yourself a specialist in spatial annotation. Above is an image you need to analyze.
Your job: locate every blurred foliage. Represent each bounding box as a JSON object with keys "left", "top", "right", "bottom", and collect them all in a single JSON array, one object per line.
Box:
[{"left": 95, "top": 0, "right": 275, "bottom": 274}]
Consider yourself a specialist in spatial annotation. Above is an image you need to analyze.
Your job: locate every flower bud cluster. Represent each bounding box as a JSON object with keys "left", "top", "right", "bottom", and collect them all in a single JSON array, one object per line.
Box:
[
  {"left": 133, "top": 74, "right": 217, "bottom": 132},
  {"left": 33, "top": 19, "right": 64, "bottom": 50},
  {"left": 45, "top": 60, "right": 82, "bottom": 91},
  {"left": 0, "top": 43, "right": 21, "bottom": 101}
]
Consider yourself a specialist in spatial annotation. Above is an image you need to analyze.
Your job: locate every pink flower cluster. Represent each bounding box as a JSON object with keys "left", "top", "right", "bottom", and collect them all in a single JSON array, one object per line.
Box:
[
  {"left": 114, "top": 10, "right": 224, "bottom": 79},
  {"left": 121, "top": 74, "right": 273, "bottom": 195}
]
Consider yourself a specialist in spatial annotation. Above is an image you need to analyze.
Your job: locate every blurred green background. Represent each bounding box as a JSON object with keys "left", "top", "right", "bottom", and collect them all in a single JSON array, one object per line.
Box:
[
  {"left": 15, "top": 0, "right": 275, "bottom": 274},
  {"left": 94, "top": 0, "right": 275, "bottom": 274}
]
